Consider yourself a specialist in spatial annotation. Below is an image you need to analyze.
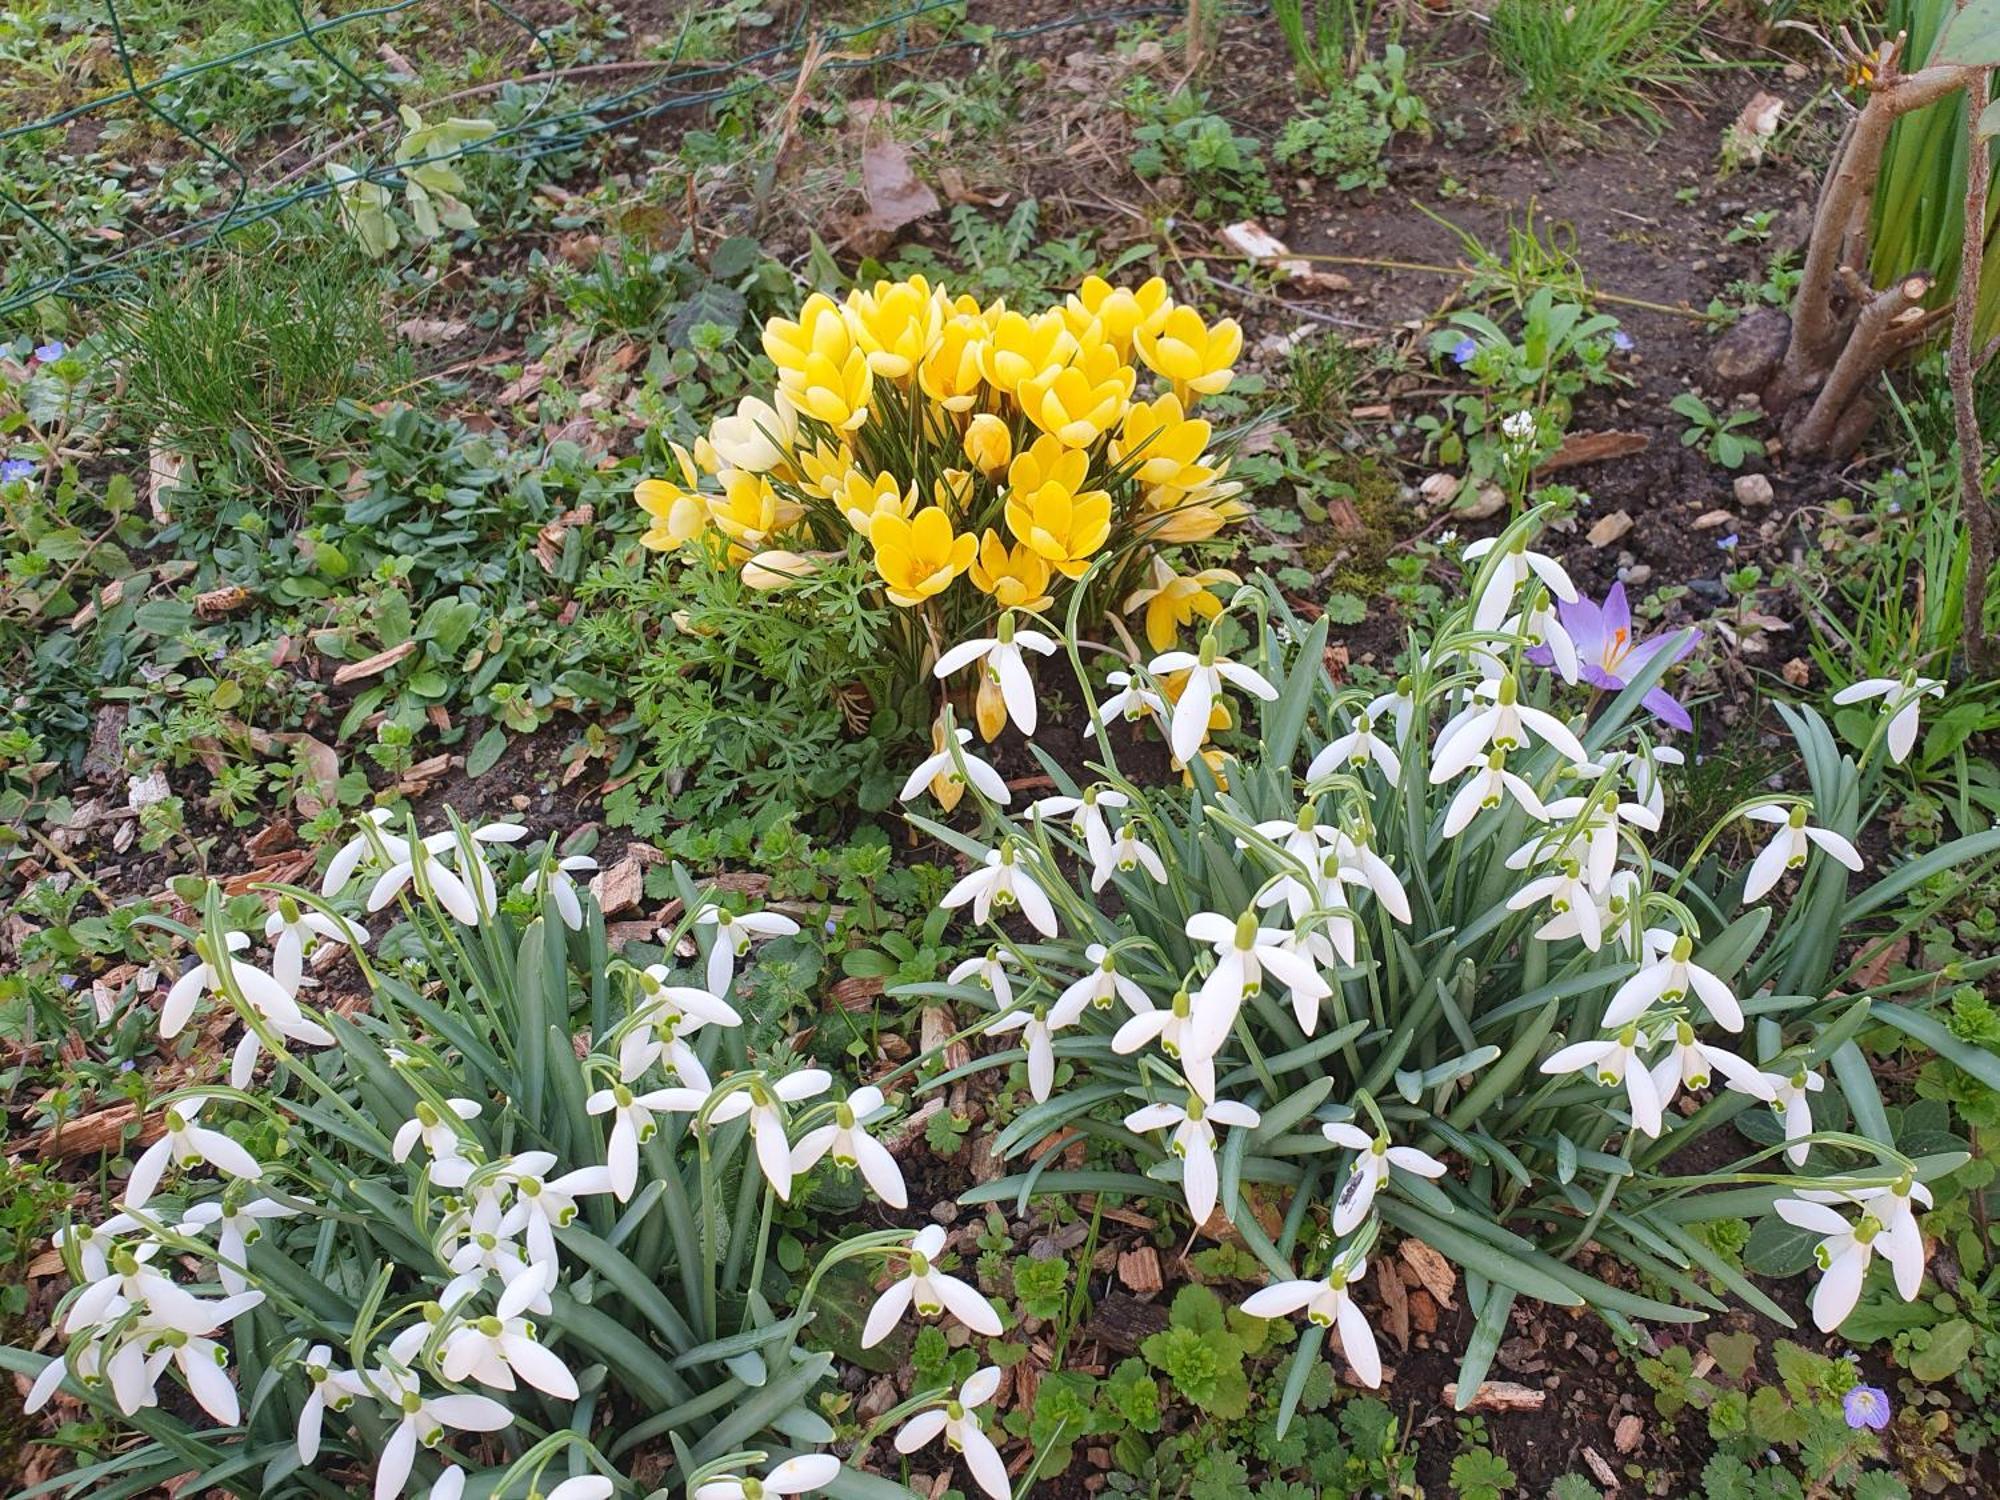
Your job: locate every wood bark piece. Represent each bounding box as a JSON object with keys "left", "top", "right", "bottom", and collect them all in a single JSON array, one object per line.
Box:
[
  {"left": 1441, "top": 1380, "right": 1547, "bottom": 1411},
  {"left": 1534, "top": 429, "right": 1650, "bottom": 476},
  {"left": 1083, "top": 1291, "right": 1170, "bottom": 1353},
  {"left": 1398, "top": 1237, "right": 1457, "bottom": 1308}
]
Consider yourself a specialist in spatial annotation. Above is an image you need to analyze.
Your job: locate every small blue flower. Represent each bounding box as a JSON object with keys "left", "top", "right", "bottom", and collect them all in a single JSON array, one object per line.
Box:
[
  {"left": 1717, "top": 533, "right": 1739, "bottom": 551},
  {"left": 33, "top": 340, "right": 67, "bottom": 363},
  {"left": 1843, "top": 1385, "right": 1889, "bottom": 1431},
  {"left": 1, "top": 458, "right": 35, "bottom": 483},
  {"left": 1450, "top": 336, "right": 1478, "bottom": 367},
  {"left": 1611, "top": 330, "right": 1634, "bottom": 353}
]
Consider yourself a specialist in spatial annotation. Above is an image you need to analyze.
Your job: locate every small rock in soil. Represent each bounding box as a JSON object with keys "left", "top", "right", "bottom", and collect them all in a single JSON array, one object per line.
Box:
[
  {"left": 1614, "top": 1413, "right": 1645, "bottom": 1453},
  {"left": 1734, "top": 472, "right": 1775, "bottom": 508},
  {"left": 1693, "top": 508, "right": 1734, "bottom": 529},
  {"left": 1586, "top": 510, "right": 1633, "bottom": 548}
]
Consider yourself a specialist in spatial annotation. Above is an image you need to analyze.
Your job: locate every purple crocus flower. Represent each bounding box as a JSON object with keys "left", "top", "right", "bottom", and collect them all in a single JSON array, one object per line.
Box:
[
  {"left": 1, "top": 458, "right": 35, "bottom": 483},
  {"left": 1842, "top": 1385, "right": 1889, "bottom": 1431},
  {"left": 1451, "top": 336, "right": 1478, "bottom": 366},
  {"left": 1527, "top": 581, "right": 1700, "bottom": 731},
  {"left": 33, "top": 340, "right": 66, "bottom": 363}
]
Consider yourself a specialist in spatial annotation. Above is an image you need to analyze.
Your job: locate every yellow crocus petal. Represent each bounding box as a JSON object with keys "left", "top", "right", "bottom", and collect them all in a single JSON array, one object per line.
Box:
[
  {"left": 1019, "top": 337, "right": 1137, "bottom": 449},
  {"left": 843, "top": 275, "right": 945, "bottom": 379},
  {"left": 980, "top": 308, "right": 1078, "bottom": 396},
  {"left": 1004, "top": 478, "right": 1112, "bottom": 580},
  {"left": 1113, "top": 391, "right": 1217, "bottom": 489},
  {"left": 871, "top": 506, "right": 975, "bottom": 606},
  {"left": 708, "top": 394, "right": 798, "bottom": 473},
  {"left": 975, "top": 672, "right": 1008, "bottom": 742},
  {"left": 764, "top": 293, "right": 874, "bottom": 430},
  {"left": 795, "top": 438, "right": 852, "bottom": 499},
  {"left": 964, "top": 413, "right": 1013, "bottom": 476},
  {"left": 742, "top": 549, "right": 823, "bottom": 589},
  {"left": 919, "top": 314, "right": 990, "bottom": 411},
  {"left": 836, "top": 468, "right": 915, "bottom": 539},
  {"left": 635, "top": 476, "right": 709, "bottom": 552},
  {"left": 1063, "top": 274, "right": 1173, "bottom": 357},
  {"left": 1134, "top": 306, "right": 1242, "bottom": 398},
  {"left": 968, "top": 528, "right": 1056, "bottom": 612}
]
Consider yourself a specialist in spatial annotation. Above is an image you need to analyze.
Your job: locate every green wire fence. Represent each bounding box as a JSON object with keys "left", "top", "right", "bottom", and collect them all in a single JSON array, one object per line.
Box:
[{"left": 0, "top": 0, "right": 1179, "bottom": 317}]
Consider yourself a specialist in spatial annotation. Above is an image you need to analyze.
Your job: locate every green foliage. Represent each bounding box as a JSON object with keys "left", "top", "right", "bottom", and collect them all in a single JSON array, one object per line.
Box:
[
  {"left": 1488, "top": 0, "right": 1699, "bottom": 138},
  {"left": 1270, "top": 0, "right": 1378, "bottom": 90},
  {"left": 1671, "top": 391, "right": 1765, "bottom": 470},
  {"left": 1141, "top": 1286, "right": 1254, "bottom": 1418},
  {"left": 1448, "top": 1443, "right": 1516, "bottom": 1499},
  {"left": 880, "top": 201, "right": 1153, "bottom": 309},
  {"left": 1273, "top": 48, "right": 1431, "bottom": 194},
  {"left": 1126, "top": 84, "right": 1277, "bottom": 220},
  {"left": 1012, "top": 1256, "right": 1071, "bottom": 1320}
]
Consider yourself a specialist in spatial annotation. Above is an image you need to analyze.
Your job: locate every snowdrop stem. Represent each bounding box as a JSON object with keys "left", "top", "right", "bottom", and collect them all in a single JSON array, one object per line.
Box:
[
  {"left": 743, "top": 1175, "right": 779, "bottom": 1312},
  {"left": 789, "top": 1231, "right": 912, "bottom": 1347},
  {"left": 489, "top": 1433, "right": 613, "bottom": 1500},
  {"left": 846, "top": 1385, "right": 954, "bottom": 1468}
]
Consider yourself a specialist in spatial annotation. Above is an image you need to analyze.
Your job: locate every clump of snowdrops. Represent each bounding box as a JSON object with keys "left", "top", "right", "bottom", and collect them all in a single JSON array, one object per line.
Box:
[
  {"left": 900, "top": 504, "right": 1995, "bottom": 1428},
  {"left": 5, "top": 814, "right": 983, "bottom": 1500}
]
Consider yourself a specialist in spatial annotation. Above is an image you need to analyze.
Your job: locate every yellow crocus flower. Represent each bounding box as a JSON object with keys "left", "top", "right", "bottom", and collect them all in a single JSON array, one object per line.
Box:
[
  {"left": 834, "top": 468, "right": 918, "bottom": 539},
  {"left": 1122, "top": 555, "right": 1241, "bottom": 652},
  {"left": 707, "top": 393, "right": 798, "bottom": 474},
  {"left": 968, "top": 528, "right": 1056, "bottom": 612},
  {"left": 794, "top": 437, "right": 852, "bottom": 500},
  {"left": 1134, "top": 305, "right": 1243, "bottom": 399},
  {"left": 762, "top": 292, "right": 873, "bottom": 431},
  {"left": 919, "top": 312, "right": 990, "bottom": 412},
  {"left": 634, "top": 441, "right": 710, "bottom": 552},
  {"left": 1004, "top": 436, "right": 1112, "bottom": 579},
  {"left": 709, "top": 468, "right": 801, "bottom": 553},
  {"left": 1112, "top": 391, "right": 1217, "bottom": 490},
  {"left": 741, "top": 549, "right": 826, "bottom": 590},
  {"left": 871, "top": 506, "right": 977, "bottom": 606},
  {"left": 1019, "top": 335, "right": 1137, "bottom": 449},
  {"left": 843, "top": 275, "right": 944, "bottom": 379},
  {"left": 963, "top": 413, "right": 1012, "bottom": 476},
  {"left": 933, "top": 467, "right": 977, "bottom": 516},
  {"left": 1063, "top": 274, "right": 1172, "bottom": 357},
  {"left": 981, "top": 308, "right": 1078, "bottom": 397},
  {"left": 1143, "top": 472, "right": 1248, "bottom": 543}
]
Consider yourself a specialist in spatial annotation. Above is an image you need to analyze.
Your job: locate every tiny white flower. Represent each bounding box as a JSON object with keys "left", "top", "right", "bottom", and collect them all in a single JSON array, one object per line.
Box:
[
  {"left": 900, "top": 727, "right": 1011, "bottom": 806},
  {"left": 496, "top": 1151, "right": 617, "bottom": 1269},
  {"left": 521, "top": 854, "right": 599, "bottom": 931},
  {"left": 1093, "top": 821, "right": 1167, "bottom": 890},
  {"left": 1646, "top": 1022, "right": 1765, "bottom": 1109},
  {"left": 1730, "top": 1064, "right": 1824, "bottom": 1165},
  {"left": 948, "top": 946, "right": 1018, "bottom": 1012},
  {"left": 176, "top": 1194, "right": 300, "bottom": 1295},
  {"left": 1509, "top": 858, "right": 1604, "bottom": 950},
  {"left": 1431, "top": 674, "right": 1588, "bottom": 782},
  {"left": 790, "top": 1085, "right": 907, "bottom": 1208},
  {"left": 365, "top": 1364, "right": 513, "bottom": 1500},
  {"left": 263, "top": 902, "right": 367, "bottom": 993},
  {"left": 1442, "top": 750, "right": 1550, "bottom": 836},
  {"left": 1112, "top": 988, "right": 1220, "bottom": 1102},
  {"left": 125, "top": 1095, "right": 264, "bottom": 1208},
  {"left": 1098, "top": 667, "right": 1170, "bottom": 728},
  {"left": 367, "top": 822, "right": 526, "bottom": 926},
  {"left": 863, "top": 1225, "right": 1003, "bottom": 1348},
  {"left": 1126, "top": 1092, "right": 1261, "bottom": 1227},
  {"left": 943, "top": 844, "right": 1060, "bottom": 936},
  {"left": 694, "top": 903, "right": 801, "bottom": 995},
  {"left": 894, "top": 1367, "right": 1010, "bottom": 1500},
  {"left": 1510, "top": 789, "right": 1659, "bottom": 895},
  {"left": 439, "top": 1262, "right": 578, "bottom": 1398},
  {"left": 587, "top": 1081, "right": 693, "bottom": 1201},
  {"left": 705, "top": 1071, "right": 832, "bottom": 1201},
  {"left": 295, "top": 1342, "right": 368, "bottom": 1462},
  {"left": 1241, "top": 1257, "right": 1380, "bottom": 1386},
  {"left": 1832, "top": 675, "right": 1944, "bottom": 764},
  {"left": 391, "top": 1098, "right": 484, "bottom": 1189},
  {"left": 1026, "top": 784, "right": 1129, "bottom": 870},
  {"left": 1149, "top": 636, "right": 1280, "bottom": 765},
  {"left": 160, "top": 930, "right": 297, "bottom": 1041},
  {"left": 1798, "top": 1179, "right": 1933, "bottom": 1300},
  {"left": 1052, "top": 944, "right": 1150, "bottom": 1023},
  {"left": 321, "top": 808, "right": 405, "bottom": 897},
  {"left": 1774, "top": 1197, "right": 1883, "bottom": 1332},
  {"left": 1308, "top": 714, "right": 1402, "bottom": 784},
  {"left": 1602, "top": 928, "right": 1743, "bottom": 1032},
  {"left": 1462, "top": 534, "right": 1578, "bottom": 632},
  {"left": 1322, "top": 1122, "right": 1448, "bottom": 1234},
  {"left": 934, "top": 615, "right": 1060, "bottom": 736},
  {"left": 1741, "top": 803, "right": 1863, "bottom": 904},
  {"left": 1185, "top": 909, "right": 1331, "bottom": 1053},
  {"left": 1541, "top": 1028, "right": 1663, "bottom": 1137}
]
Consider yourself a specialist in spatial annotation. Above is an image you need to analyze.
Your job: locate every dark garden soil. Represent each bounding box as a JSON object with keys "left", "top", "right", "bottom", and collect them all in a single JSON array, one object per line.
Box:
[{"left": 7, "top": 3, "right": 1996, "bottom": 1497}]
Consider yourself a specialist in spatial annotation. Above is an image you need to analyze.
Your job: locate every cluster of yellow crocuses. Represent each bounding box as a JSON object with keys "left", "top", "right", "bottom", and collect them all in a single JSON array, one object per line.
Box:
[{"left": 634, "top": 274, "right": 1252, "bottom": 733}]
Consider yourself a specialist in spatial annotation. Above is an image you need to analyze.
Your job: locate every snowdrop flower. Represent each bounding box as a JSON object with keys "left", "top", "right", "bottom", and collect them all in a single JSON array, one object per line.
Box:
[
  {"left": 226, "top": 981, "right": 335, "bottom": 1091},
  {"left": 1127, "top": 1092, "right": 1260, "bottom": 1226},
  {"left": 1186, "top": 910, "right": 1330, "bottom": 1053},
  {"left": 365, "top": 1364, "right": 513, "bottom": 1500},
  {"left": 695, "top": 903, "right": 802, "bottom": 996},
  {"left": 1241, "top": 1257, "right": 1380, "bottom": 1386},
  {"left": 1333, "top": 831, "right": 1412, "bottom": 924},
  {"left": 103, "top": 1290, "right": 265, "bottom": 1422},
  {"left": 1833, "top": 675, "right": 1944, "bottom": 764},
  {"left": 1431, "top": 675, "right": 1588, "bottom": 782},
  {"left": 1113, "top": 989, "right": 1219, "bottom": 1102},
  {"left": 1098, "top": 667, "right": 1170, "bottom": 727},
  {"left": 1322, "top": 1123, "right": 1448, "bottom": 1235},
  {"left": 1442, "top": 750, "right": 1549, "bottom": 836},
  {"left": 1148, "top": 635, "right": 1279, "bottom": 765},
  {"left": 900, "top": 727, "right": 1010, "bottom": 806},
  {"left": 1775, "top": 1197, "right": 1891, "bottom": 1331},
  {"left": 706, "top": 1071, "right": 831, "bottom": 1201},
  {"left": 790, "top": 1085, "right": 907, "bottom": 1207},
  {"left": 161, "top": 931, "right": 295, "bottom": 1041},
  {"left": 440, "top": 1262, "right": 578, "bottom": 1397},
  {"left": 1463, "top": 534, "right": 1577, "bottom": 632},
  {"left": 1602, "top": 929, "right": 1743, "bottom": 1032},
  {"left": 320, "top": 808, "right": 406, "bottom": 896},
  {"left": 1512, "top": 597, "right": 1580, "bottom": 683},
  {"left": 263, "top": 900, "right": 367, "bottom": 993},
  {"left": 1367, "top": 679, "right": 1417, "bottom": 745},
  {"left": 1308, "top": 713, "right": 1401, "bottom": 783},
  {"left": 64, "top": 1240, "right": 207, "bottom": 1339},
  {"left": 1052, "top": 944, "right": 1150, "bottom": 1022},
  {"left": 934, "top": 614, "right": 1060, "bottom": 736},
  {"left": 943, "top": 843, "right": 1060, "bottom": 935},
  {"left": 1541, "top": 1027, "right": 1663, "bottom": 1137},
  {"left": 697, "top": 1456, "right": 843, "bottom": 1500},
  {"left": 295, "top": 1343, "right": 368, "bottom": 1462},
  {"left": 521, "top": 855, "right": 598, "bottom": 931},
  {"left": 1249, "top": 806, "right": 1339, "bottom": 916},
  {"left": 1026, "top": 784, "right": 1129, "bottom": 869},
  {"left": 126, "top": 1096, "right": 263, "bottom": 1208},
  {"left": 177, "top": 1195, "right": 300, "bottom": 1295},
  {"left": 391, "top": 1098, "right": 485, "bottom": 1189},
  {"left": 1590, "top": 745, "right": 1683, "bottom": 822},
  {"left": 1508, "top": 859, "right": 1604, "bottom": 950},
  {"left": 368, "top": 823, "right": 527, "bottom": 926},
  {"left": 948, "top": 946, "right": 1018, "bottom": 1012},
  {"left": 1092, "top": 821, "right": 1167, "bottom": 890},
  {"left": 23, "top": 1333, "right": 112, "bottom": 1416},
  {"left": 1731, "top": 1064, "right": 1823, "bottom": 1165},
  {"left": 1647, "top": 1022, "right": 1765, "bottom": 1110},
  {"left": 53, "top": 1213, "right": 142, "bottom": 1284},
  {"left": 620, "top": 969, "right": 740, "bottom": 1083},
  {"left": 1511, "top": 790, "right": 1659, "bottom": 894},
  {"left": 496, "top": 1152, "right": 618, "bottom": 1267},
  {"left": 587, "top": 1081, "right": 693, "bottom": 1201},
  {"left": 863, "top": 1225, "right": 1003, "bottom": 1347},
  {"left": 895, "top": 1367, "right": 1009, "bottom": 1500},
  {"left": 988, "top": 1002, "right": 1072, "bottom": 1102},
  {"left": 441, "top": 1195, "right": 547, "bottom": 1316},
  {"left": 1742, "top": 803, "right": 1863, "bottom": 903},
  {"left": 1800, "top": 1179, "right": 1933, "bottom": 1299}
]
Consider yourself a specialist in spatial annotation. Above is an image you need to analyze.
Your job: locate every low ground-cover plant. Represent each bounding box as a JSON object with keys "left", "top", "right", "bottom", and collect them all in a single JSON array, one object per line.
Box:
[
  {"left": 898, "top": 506, "right": 1995, "bottom": 1428},
  {"left": 627, "top": 272, "right": 1252, "bottom": 784},
  {"left": 3, "top": 813, "right": 954, "bottom": 1500}
]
